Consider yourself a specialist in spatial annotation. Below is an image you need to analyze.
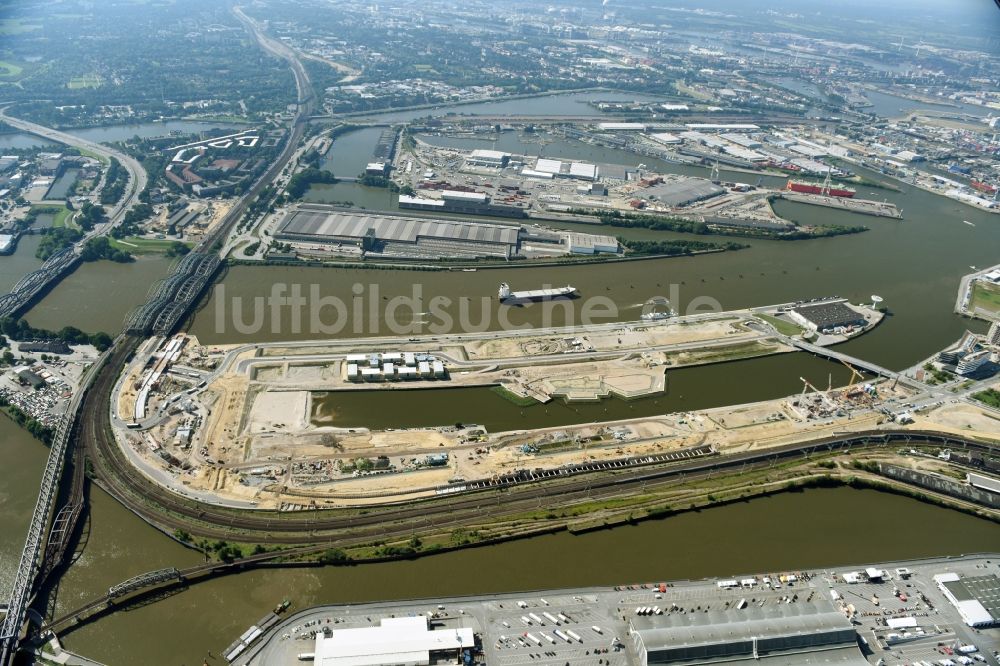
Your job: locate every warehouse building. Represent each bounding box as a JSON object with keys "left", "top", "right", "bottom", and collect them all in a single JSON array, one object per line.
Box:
[
  {"left": 313, "top": 616, "right": 475, "bottom": 666},
  {"left": 788, "top": 301, "right": 866, "bottom": 333},
  {"left": 465, "top": 149, "right": 510, "bottom": 168},
  {"left": 565, "top": 233, "right": 619, "bottom": 254},
  {"left": 530, "top": 157, "right": 599, "bottom": 180},
  {"left": 934, "top": 573, "right": 1000, "bottom": 628},
  {"left": 639, "top": 178, "right": 725, "bottom": 207},
  {"left": 631, "top": 601, "right": 863, "bottom": 665},
  {"left": 276, "top": 205, "right": 520, "bottom": 259}
]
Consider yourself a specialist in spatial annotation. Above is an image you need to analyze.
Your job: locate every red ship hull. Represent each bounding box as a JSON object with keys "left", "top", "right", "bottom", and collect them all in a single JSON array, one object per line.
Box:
[{"left": 785, "top": 180, "right": 856, "bottom": 198}]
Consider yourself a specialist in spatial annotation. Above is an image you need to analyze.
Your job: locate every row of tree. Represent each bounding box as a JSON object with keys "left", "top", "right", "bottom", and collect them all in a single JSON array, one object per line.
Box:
[{"left": 0, "top": 317, "right": 113, "bottom": 351}]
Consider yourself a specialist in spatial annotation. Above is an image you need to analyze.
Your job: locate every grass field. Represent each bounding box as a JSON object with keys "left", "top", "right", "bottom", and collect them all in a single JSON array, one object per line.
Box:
[
  {"left": 29, "top": 205, "right": 76, "bottom": 230},
  {"left": 74, "top": 147, "right": 110, "bottom": 165},
  {"left": 0, "top": 19, "right": 41, "bottom": 35},
  {"left": 970, "top": 281, "right": 1000, "bottom": 318},
  {"left": 67, "top": 73, "right": 102, "bottom": 89},
  {"left": 110, "top": 237, "right": 192, "bottom": 254},
  {"left": 51, "top": 208, "right": 77, "bottom": 230},
  {"left": 972, "top": 388, "right": 1000, "bottom": 410},
  {"left": 756, "top": 313, "right": 804, "bottom": 336},
  {"left": 0, "top": 61, "right": 24, "bottom": 78}
]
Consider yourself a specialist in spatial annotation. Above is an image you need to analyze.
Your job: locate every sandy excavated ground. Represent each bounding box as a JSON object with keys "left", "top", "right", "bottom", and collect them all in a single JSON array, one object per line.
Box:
[
  {"left": 142, "top": 390, "right": 1000, "bottom": 510},
  {"left": 127, "top": 323, "right": 999, "bottom": 509},
  {"left": 160, "top": 375, "right": 971, "bottom": 509},
  {"left": 246, "top": 390, "right": 310, "bottom": 433},
  {"left": 464, "top": 319, "right": 747, "bottom": 360},
  {"left": 915, "top": 401, "right": 1000, "bottom": 435}
]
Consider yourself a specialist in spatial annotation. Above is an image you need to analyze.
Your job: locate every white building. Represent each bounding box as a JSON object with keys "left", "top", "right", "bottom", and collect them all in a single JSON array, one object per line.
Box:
[
  {"left": 956, "top": 349, "right": 990, "bottom": 376},
  {"left": 565, "top": 233, "right": 619, "bottom": 255},
  {"left": 597, "top": 122, "right": 646, "bottom": 131},
  {"left": 441, "top": 190, "right": 488, "bottom": 204},
  {"left": 313, "top": 616, "right": 475, "bottom": 666},
  {"left": 649, "top": 132, "right": 682, "bottom": 145},
  {"left": 466, "top": 149, "right": 509, "bottom": 167},
  {"left": 934, "top": 573, "right": 998, "bottom": 627},
  {"left": 534, "top": 158, "right": 563, "bottom": 175},
  {"left": 568, "top": 162, "right": 597, "bottom": 181}
]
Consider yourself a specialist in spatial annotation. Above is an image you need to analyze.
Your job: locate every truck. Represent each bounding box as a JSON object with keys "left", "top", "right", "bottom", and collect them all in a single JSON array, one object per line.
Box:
[{"left": 528, "top": 613, "right": 544, "bottom": 625}]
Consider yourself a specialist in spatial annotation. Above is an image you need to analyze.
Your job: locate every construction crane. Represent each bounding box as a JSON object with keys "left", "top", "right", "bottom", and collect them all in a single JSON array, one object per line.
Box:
[
  {"left": 799, "top": 376, "right": 838, "bottom": 412},
  {"left": 840, "top": 359, "right": 863, "bottom": 389}
]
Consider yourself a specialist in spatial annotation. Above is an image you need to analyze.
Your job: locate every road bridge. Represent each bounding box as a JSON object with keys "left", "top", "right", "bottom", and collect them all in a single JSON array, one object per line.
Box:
[
  {"left": 0, "top": 349, "right": 107, "bottom": 664},
  {"left": 40, "top": 430, "right": 998, "bottom": 638},
  {"left": 0, "top": 8, "right": 315, "bottom": 663},
  {"left": 0, "top": 248, "right": 80, "bottom": 319},
  {"left": 0, "top": 111, "right": 148, "bottom": 320},
  {"left": 787, "top": 337, "right": 907, "bottom": 382}
]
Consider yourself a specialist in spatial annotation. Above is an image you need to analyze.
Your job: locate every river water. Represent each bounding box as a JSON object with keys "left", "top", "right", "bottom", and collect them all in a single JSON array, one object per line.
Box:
[
  {"left": 193, "top": 170, "right": 1000, "bottom": 372},
  {"left": 25, "top": 256, "right": 173, "bottom": 334},
  {"left": 863, "top": 90, "right": 992, "bottom": 119},
  {"left": 54, "top": 486, "right": 1000, "bottom": 666},
  {"left": 0, "top": 419, "right": 48, "bottom": 601},
  {"left": 0, "top": 131, "right": 57, "bottom": 150},
  {"left": 0, "top": 234, "right": 44, "bottom": 293},
  {"left": 312, "top": 354, "right": 860, "bottom": 432},
  {"left": 66, "top": 120, "right": 245, "bottom": 144}
]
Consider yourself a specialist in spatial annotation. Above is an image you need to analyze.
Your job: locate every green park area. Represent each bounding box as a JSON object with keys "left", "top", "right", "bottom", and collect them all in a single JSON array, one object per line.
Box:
[
  {"left": 0, "top": 19, "right": 41, "bottom": 35},
  {"left": 0, "top": 61, "right": 24, "bottom": 78},
  {"left": 970, "top": 281, "right": 1000, "bottom": 318},
  {"left": 67, "top": 73, "right": 102, "bottom": 89},
  {"left": 110, "top": 237, "right": 193, "bottom": 255},
  {"left": 756, "top": 313, "right": 804, "bottom": 337}
]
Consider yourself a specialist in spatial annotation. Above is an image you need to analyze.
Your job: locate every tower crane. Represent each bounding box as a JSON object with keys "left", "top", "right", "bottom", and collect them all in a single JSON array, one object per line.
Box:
[
  {"left": 799, "top": 376, "right": 838, "bottom": 412},
  {"left": 839, "top": 359, "right": 863, "bottom": 390}
]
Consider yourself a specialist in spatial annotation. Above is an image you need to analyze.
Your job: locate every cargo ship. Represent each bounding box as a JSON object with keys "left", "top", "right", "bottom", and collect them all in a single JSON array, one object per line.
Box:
[
  {"left": 498, "top": 282, "right": 577, "bottom": 302},
  {"left": 785, "top": 180, "right": 856, "bottom": 198},
  {"left": 971, "top": 180, "right": 997, "bottom": 195}
]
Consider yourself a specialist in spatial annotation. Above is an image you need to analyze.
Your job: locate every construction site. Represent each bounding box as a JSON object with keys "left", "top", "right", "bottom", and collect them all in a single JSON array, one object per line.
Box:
[{"left": 100, "top": 294, "right": 1000, "bottom": 511}]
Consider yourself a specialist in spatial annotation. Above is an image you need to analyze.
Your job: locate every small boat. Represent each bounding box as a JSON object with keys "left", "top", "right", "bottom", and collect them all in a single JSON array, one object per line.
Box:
[
  {"left": 640, "top": 311, "right": 671, "bottom": 322},
  {"left": 963, "top": 220, "right": 975, "bottom": 227},
  {"left": 275, "top": 599, "right": 291, "bottom": 614},
  {"left": 462, "top": 268, "right": 477, "bottom": 272}
]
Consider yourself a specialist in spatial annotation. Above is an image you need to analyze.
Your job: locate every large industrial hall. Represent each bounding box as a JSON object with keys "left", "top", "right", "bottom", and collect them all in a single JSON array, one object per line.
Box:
[{"left": 275, "top": 204, "right": 521, "bottom": 258}]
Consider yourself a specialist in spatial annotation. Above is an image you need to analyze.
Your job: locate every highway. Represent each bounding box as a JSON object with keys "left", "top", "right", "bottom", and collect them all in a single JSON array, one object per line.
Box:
[
  {"left": 3, "top": 11, "right": 998, "bottom": 662},
  {"left": 0, "top": 110, "right": 148, "bottom": 320},
  {"left": 122, "top": 4, "right": 315, "bottom": 338},
  {"left": 0, "top": 110, "right": 147, "bottom": 231}
]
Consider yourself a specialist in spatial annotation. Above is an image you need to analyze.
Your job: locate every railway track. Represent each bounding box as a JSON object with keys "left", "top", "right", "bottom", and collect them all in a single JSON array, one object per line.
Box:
[
  {"left": 48, "top": 427, "right": 1000, "bottom": 637},
  {"left": 82, "top": 337, "right": 999, "bottom": 543}
]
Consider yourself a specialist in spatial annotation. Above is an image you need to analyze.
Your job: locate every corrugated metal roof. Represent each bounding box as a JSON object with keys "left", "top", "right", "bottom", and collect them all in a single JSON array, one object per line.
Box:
[
  {"left": 633, "top": 601, "right": 854, "bottom": 652},
  {"left": 278, "top": 209, "right": 519, "bottom": 246}
]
